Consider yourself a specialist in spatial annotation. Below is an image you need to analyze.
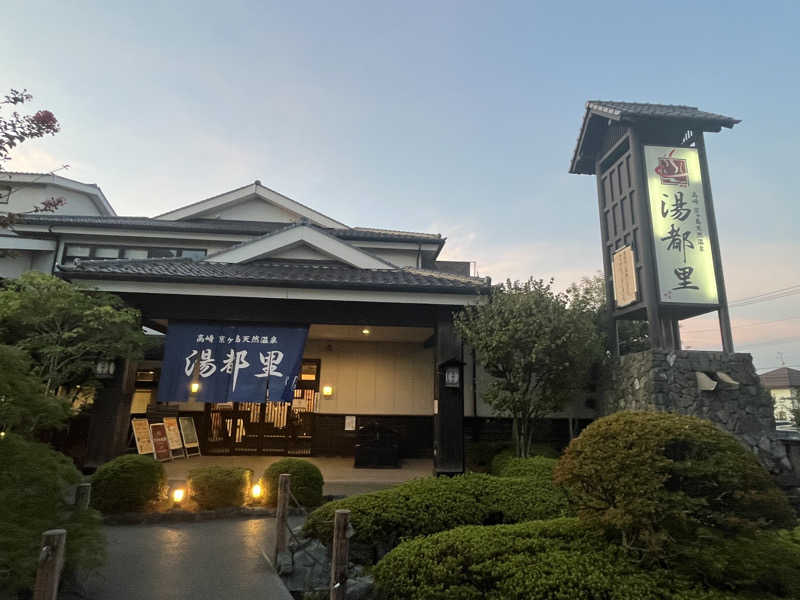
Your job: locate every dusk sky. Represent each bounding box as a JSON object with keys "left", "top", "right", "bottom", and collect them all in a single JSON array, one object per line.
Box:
[{"left": 3, "top": 0, "right": 799, "bottom": 371}]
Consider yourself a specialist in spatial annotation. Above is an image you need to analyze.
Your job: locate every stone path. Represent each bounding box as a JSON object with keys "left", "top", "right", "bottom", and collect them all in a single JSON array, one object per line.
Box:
[{"left": 75, "top": 518, "right": 300, "bottom": 600}]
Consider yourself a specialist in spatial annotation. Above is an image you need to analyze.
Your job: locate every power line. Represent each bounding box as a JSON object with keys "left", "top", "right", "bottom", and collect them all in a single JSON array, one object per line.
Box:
[
  {"left": 681, "top": 315, "right": 800, "bottom": 334},
  {"left": 728, "top": 285, "right": 800, "bottom": 308}
]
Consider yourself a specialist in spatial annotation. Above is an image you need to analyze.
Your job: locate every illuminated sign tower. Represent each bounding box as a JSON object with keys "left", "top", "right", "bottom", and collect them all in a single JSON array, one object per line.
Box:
[{"left": 569, "top": 101, "right": 740, "bottom": 354}]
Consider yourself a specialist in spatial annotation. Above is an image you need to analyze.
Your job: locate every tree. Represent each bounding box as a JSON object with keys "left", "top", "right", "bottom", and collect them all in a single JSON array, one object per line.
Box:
[
  {"left": 566, "top": 273, "right": 649, "bottom": 355},
  {"left": 454, "top": 278, "right": 602, "bottom": 457},
  {"left": 0, "top": 272, "right": 153, "bottom": 394},
  {"left": 1, "top": 88, "right": 64, "bottom": 227},
  {"left": 0, "top": 344, "right": 71, "bottom": 438}
]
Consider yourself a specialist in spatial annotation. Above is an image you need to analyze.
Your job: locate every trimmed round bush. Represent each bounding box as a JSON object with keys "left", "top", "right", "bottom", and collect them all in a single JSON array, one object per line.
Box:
[
  {"left": 554, "top": 411, "right": 796, "bottom": 555},
  {"left": 303, "top": 470, "right": 570, "bottom": 563},
  {"left": 91, "top": 454, "right": 165, "bottom": 513},
  {"left": 265, "top": 458, "right": 323, "bottom": 508},
  {"left": 188, "top": 466, "right": 251, "bottom": 509},
  {"left": 373, "top": 517, "right": 798, "bottom": 600}
]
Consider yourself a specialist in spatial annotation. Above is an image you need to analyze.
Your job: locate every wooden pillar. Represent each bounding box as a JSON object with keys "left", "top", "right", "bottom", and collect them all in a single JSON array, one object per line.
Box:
[
  {"left": 86, "top": 359, "right": 136, "bottom": 467},
  {"left": 434, "top": 309, "right": 464, "bottom": 475},
  {"left": 629, "top": 128, "right": 666, "bottom": 350},
  {"left": 594, "top": 158, "right": 620, "bottom": 356},
  {"left": 271, "top": 473, "right": 290, "bottom": 566},
  {"left": 33, "top": 529, "right": 66, "bottom": 600},
  {"left": 696, "top": 132, "right": 735, "bottom": 353},
  {"left": 330, "top": 509, "right": 351, "bottom": 600}
]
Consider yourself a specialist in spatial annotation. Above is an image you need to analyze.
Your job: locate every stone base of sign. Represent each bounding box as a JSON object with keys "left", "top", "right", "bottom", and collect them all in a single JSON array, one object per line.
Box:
[{"left": 605, "top": 349, "right": 796, "bottom": 482}]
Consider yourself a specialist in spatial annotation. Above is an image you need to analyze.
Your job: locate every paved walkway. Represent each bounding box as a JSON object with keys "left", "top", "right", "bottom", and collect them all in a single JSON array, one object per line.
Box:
[
  {"left": 164, "top": 456, "right": 433, "bottom": 496},
  {"left": 78, "top": 518, "right": 300, "bottom": 600}
]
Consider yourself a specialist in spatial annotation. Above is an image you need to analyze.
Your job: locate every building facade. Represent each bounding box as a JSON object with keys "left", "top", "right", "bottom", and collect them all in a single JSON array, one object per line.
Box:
[
  {"left": 761, "top": 367, "right": 800, "bottom": 423},
  {"left": 3, "top": 174, "right": 596, "bottom": 469}
]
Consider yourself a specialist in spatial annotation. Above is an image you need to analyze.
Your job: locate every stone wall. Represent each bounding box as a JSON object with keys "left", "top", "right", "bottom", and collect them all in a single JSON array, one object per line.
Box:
[{"left": 606, "top": 349, "right": 794, "bottom": 478}]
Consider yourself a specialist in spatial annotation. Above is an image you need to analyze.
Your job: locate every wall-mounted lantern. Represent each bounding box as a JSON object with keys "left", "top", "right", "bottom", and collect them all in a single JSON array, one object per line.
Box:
[
  {"left": 444, "top": 365, "right": 460, "bottom": 388},
  {"left": 322, "top": 385, "right": 334, "bottom": 397},
  {"left": 95, "top": 359, "right": 116, "bottom": 379}
]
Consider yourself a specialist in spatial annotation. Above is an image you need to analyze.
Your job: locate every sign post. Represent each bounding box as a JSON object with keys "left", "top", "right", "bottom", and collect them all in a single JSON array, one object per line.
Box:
[
  {"left": 568, "top": 101, "right": 740, "bottom": 354},
  {"left": 178, "top": 416, "right": 201, "bottom": 457},
  {"left": 131, "top": 418, "right": 154, "bottom": 455},
  {"left": 149, "top": 422, "right": 172, "bottom": 462},
  {"left": 163, "top": 417, "right": 186, "bottom": 459}
]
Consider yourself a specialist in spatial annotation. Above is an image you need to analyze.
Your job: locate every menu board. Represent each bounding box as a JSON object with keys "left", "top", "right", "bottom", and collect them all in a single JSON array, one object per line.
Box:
[
  {"left": 149, "top": 423, "right": 172, "bottom": 461},
  {"left": 179, "top": 417, "right": 199, "bottom": 448},
  {"left": 163, "top": 417, "right": 184, "bottom": 450},
  {"left": 131, "top": 418, "right": 154, "bottom": 455}
]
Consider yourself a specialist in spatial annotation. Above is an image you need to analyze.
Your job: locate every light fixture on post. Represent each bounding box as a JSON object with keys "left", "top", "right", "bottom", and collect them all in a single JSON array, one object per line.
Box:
[{"left": 95, "top": 359, "right": 116, "bottom": 379}]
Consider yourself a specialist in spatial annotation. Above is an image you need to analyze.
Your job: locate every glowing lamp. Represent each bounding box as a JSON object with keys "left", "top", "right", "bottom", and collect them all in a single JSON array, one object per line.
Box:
[
  {"left": 172, "top": 488, "right": 185, "bottom": 503},
  {"left": 322, "top": 385, "right": 334, "bottom": 397},
  {"left": 361, "top": 328, "right": 371, "bottom": 335},
  {"left": 251, "top": 483, "right": 263, "bottom": 498},
  {"left": 190, "top": 382, "right": 200, "bottom": 394},
  {"left": 0, "top": 431, "right": 6, "bottom": 440}
]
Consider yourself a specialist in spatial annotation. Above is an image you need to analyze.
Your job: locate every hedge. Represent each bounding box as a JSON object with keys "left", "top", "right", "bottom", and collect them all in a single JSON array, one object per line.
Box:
[
  {"left": 1, "top": 434, "right": 105, "bottom": 594},
  {"left": 188, "top": 466, "right": 252, "bottom": 509},
  {"left": 264, "top": 458, "right": 323, "bottom": 508},
  {"left": 488, "top": 444, "right": 560, "bottom": 475},
  {"left": 373, "top": 518, "right": 800, "bottom": 600},
  {"left": 554, "top": 411, "right": 796, "bottom": 556},
  {"left": 91, "top": 454, "right": 166, "bottom": 513},
  {"left": 304, "top": 469, "right": 570, "bottom": 563}
]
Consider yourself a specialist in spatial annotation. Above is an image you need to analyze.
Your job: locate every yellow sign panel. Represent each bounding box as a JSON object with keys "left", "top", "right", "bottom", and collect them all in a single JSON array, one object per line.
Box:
[
  {"left": 131, "top": 418, "right": 154, "bottom": 455},
  {"left": 163, "top": 417, "right": 184, "bottom": 450},
  {"left": 611, "top": 245, "right": 637, "bottom": 308},
  {"left": 644, "top": 145, "right": 718, "bottom": 305}
]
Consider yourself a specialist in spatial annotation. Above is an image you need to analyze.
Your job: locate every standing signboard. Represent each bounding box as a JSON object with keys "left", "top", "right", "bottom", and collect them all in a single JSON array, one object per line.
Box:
[
  {"left": 163, "top": 417, "right": 186, "bottom": 459},
  {"left": 131, "top": 418, "right": 154, "bottom": 455},
  {"left": 644, "top": 146, "right": 719, "bottom": 305},
  {"left": 611, "top": 245, "right": 637, "bottom": 308},
  {"left": 149, "top": 422, "right": 172, "bottom": 462},
  {"left": 179, "top": 416, "right": 201, "bottom": 457}
]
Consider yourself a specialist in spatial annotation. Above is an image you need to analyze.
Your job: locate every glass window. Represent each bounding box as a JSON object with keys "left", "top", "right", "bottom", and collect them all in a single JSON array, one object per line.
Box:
[
  {"left": 180, "top": 249, "right": 207, "bottom": 260},
  {"left": 148, "top": 248, "right": 179, "bottom": 258},
  {"left": 93, "top": 247, "right": 120, "bottom": 259},
  {"left": 123, "top": 248, "right": 148, "bottom": 259},
  {"left": 64, "top": 245, "right": 91, "bottom": 258}
]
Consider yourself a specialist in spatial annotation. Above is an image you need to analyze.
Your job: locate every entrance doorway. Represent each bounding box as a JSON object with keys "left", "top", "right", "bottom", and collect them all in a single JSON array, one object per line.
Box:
[{"left": 204, "top": 359, "right": 320, "bottom": 455}]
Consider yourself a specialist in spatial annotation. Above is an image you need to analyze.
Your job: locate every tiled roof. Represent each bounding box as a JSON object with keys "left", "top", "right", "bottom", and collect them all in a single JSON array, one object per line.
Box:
[
  {"left": 59, "top": 258, "right": 489, "bottom": 294},
  {"left": 760, "top": 367, "right": 800, "bottom": 389},
  {"left": 15, "top": 214, "right": 443, "bottom": 244},
  {"left": 585, "top": 101, "right": 740, "bottom": 127},
  {"left": 570, "top": 100, "right": 741, "bottom": 175}
]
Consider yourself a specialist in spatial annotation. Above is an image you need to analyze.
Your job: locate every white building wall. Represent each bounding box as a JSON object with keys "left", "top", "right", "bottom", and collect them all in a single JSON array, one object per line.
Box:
[
  {"left": 203, "top": 198, "right": 299, "bottom": 222},
  {"left": 305, "top": 339, "right": 434, "bottom": 415},
  {"left": 2, "top": 185, "right": 102, "bottom": 216}
]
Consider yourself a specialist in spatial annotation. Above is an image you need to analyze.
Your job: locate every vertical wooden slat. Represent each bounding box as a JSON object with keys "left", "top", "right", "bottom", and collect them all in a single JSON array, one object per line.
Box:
[
  {"left": 33, "top": 529, "right": 66, "bottom": 600},
  {"left": 329, "top": 509, "right": 351, "bottom": 600}
]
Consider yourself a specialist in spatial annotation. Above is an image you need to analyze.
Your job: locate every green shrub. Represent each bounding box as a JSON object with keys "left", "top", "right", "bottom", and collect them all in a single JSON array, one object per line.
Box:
[
  {"left": 1, "top": 434, "right": 105, "bottom": 594},
  {"left": 466, "top": 441, "right": 512, "bottom": 471},
  {"left": 554, "top": 411, "right": 795, "bottom": 556},
  {"left": 304, "top": 471, "right": 570, "bottom": 563},
  {"left": 373, "top": 518, "right": 791, "bottom": 600},
  {"left": 265, "top": 458, "right": 323, "bottom": 508},
  {"left": 189, "top": 466, "right": 252, "bottom": 509},
  {"left": 489, "top": 444, "right": 559, "bottom": 475},
  {"left": 91, "top": 454, "right": 166, "bottom": 513},
  {"left": 494, "top": 455, "right": 558, "bottom": 481}
]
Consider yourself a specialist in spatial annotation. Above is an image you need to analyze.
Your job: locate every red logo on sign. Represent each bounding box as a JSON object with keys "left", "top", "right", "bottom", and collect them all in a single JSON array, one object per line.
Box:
[{"left": 655, "top": 150, "right": 689, "bottom": 187}]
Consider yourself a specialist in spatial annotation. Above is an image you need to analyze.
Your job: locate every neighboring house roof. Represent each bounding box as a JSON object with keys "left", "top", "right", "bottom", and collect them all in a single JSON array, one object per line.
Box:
[
  {"left": 569, "top": 100, "right": 741, "bottom": 175},
  {"left": 760, "top": 367, "right": 800, "bottom": 389},
  {"left": 204, "top": 222, "right": 396, "bottom": 269},
  {"left": 1, "top": 171, "right": 116, "bottom": 215},
  {"left": 58, "top": 257, "right": 490, "bottom": 294},
  {"left": 154, "top": 180, "right": 347, "bottom": 228},
  {"left": 14, "top": 214, "right": 443, "bottom": 245}
]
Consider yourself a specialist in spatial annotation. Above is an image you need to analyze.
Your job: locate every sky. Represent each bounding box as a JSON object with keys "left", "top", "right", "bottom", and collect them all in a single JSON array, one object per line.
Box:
[{"left": 3, "top": 0, "right": 799, "bottom": 371}]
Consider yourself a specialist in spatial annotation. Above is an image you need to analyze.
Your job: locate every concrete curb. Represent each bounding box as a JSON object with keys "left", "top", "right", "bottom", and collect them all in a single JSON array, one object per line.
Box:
[{"left": 103, "top": 506, "right": 307, "bottom": 525}]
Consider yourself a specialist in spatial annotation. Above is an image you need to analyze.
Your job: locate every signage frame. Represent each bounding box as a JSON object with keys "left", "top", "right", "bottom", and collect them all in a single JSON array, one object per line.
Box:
[
  {"left": 178, "top": 416, "right": 201, "bottom": 457},
  {"left": 149, "top": 422, "right": 172, "bottom": 462},
  {"left": 131, "top": 418, "right": 154, "bottom": 455}
]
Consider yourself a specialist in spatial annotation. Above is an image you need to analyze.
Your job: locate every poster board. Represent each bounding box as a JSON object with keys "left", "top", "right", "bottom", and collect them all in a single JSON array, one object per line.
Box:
[
  {"left": 344, "top": 415, "right": 356, "bottom": 431},
  {"left": 179, "top": 416, "right": 201, "bottom": 456},
  {"left": 149, "top": 422, "right": 172, "bottom": 462},
  {"left": 131, "top": 418, "right": 154, "bottom": 455},
  {"left": 163, "top": 417, "right": 186, "bottom": 459}
]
